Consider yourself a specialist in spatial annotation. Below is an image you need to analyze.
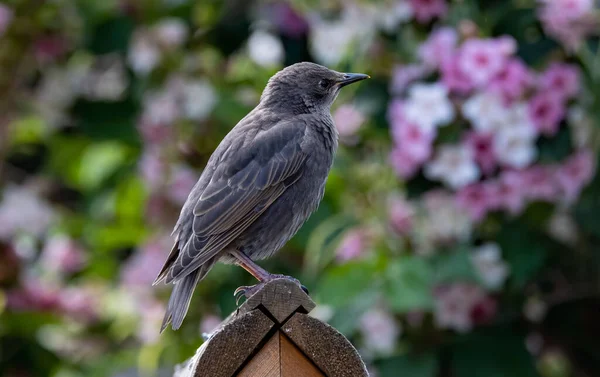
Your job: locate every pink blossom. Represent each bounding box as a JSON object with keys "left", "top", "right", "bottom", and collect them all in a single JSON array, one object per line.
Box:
[
  {"left": 390, "top": 64, "right": 430, "bottom": 95},
  {"left": 555, "top": 149, "right": 596, "bottom": 203},
  {"left": 334, "top": 104, "right": 366, "bottom": 142},
  {"left": 387, "top": 98, "right": 404, "bottom": 124},
  {"left": 121, "top": 235, "right": 173, "bottom": 287},
  {"left": 522, "top": 165, "right": 559, "bottom": 202},
  {"left": 200, "top": 314, "right": 223, "bottom": 336},
  {"left": 456, "top": 183, "right": 493, "bottom": 222},
  {"left": 418, "top": 27, "right": 458, "bottom": 69},
  {"left": 359, "top": 307, "right": 401, "bottom": 355},
  {"left": 470, "top": 295, "right": 498, "bottom": 326},
  {"left": 538, "top": 63, "right": 580, "bottom": 101},
  {"left": 488, "top": 58, "right": 535, "bottom": 102},
  {"left": 40, "top": 234, "right": 87, "bottom": 274},
  {"left": 433, "top": 283, "right": 491, "bottom": 332},
  {"left": 136, "top": 296, "right": 166, "bottom": 344},
  {"left": 6, "top": 278, "right": 61, "bottom": 312},
  {"left": 271, "top": 3, "right": 308, "bottom": 38},
  {"left": 389, "top": 147, "right": 422, "bottom": 179},
  {"left": 409, "top": 0, "right": 448, "bottom": 24},
  {"left": 58, "top": 286, "right": 99, "bottom": 323},
  {"left": 34, "top": 35, "right": 69, "bottom": 63},
  {"left": 528, "top": 92, "right": 565, "bottom": 136},
  {"left": 336, "top": 228, "right": 368, "bottom": 263},
  {"left": 538, "top": 0, "right": 595, "bottom": 50},
  {"left": 166, "top": 164, "right": 198, "bottom": 205},
  {"left": 0, "top": 4, "right": 13, "bottom": 37},
  {"left": 391, "top": 119, "right": 435, "bottom": 163},
  {"left": 139, "top": 148, "right": 167, "bottom": 191},
  {"left": 463, "top": 132, "right": 496, "bottom": 176},
  {"left": 457, "top": 38, "right": 513, "bottom": 87},
  {"left": 440, "top": 55, "right": 475, "bottom": 95},
  {"left": 388, "top": 196, "right": 415, "bottom": 235},
  {"left": 488, "top": 171, "right": 527, "bottom": 215}
]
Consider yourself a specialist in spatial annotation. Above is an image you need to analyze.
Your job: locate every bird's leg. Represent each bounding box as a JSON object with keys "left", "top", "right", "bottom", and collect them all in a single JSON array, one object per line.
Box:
[{"left": 230, "top": 249, "right": 308, "bottom": 304}]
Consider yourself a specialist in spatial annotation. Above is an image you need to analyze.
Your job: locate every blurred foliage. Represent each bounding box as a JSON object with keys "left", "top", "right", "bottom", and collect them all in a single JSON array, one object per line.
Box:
[{"left": 0, "top": 0, "right": 599, "bottom": 377}]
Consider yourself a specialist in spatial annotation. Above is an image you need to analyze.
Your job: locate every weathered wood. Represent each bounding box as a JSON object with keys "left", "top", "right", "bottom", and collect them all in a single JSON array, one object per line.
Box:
[
  {"left": 173, "top": 278, "right": 368, "bottom": 377},
  {"left": 280, "top": 333, "right": 325, "bottom": 377},
  {"left": 237, "top": 333, "right": 280, "bottom": 377},
  {"left": 282, "top": 313, "right": 369, "bottom": 377}
]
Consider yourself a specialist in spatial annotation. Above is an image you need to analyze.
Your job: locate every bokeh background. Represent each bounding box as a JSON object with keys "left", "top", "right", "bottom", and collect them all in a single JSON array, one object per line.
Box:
[{"left": 1, "top": 0, "right": 600, "bottom": 376}]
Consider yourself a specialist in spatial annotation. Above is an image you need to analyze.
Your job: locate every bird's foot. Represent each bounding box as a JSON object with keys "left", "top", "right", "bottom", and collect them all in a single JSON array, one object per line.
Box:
[{"left": 234, "top": 274, "right": 309, "bottom": 306}]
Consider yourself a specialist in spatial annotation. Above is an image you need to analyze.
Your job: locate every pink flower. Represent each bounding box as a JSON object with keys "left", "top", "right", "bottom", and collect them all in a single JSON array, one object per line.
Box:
[
  {"left": 166, "top": 164, "right": 198, "bottom": 205},
  {"left": 40, "top": 234, "right": 87, "bottom": 274},
  {"left": 139, "top": 148, "right": 167, "bottom": 191},
  {"left": 121, "top": 235, "right": 173, "bottom": 287},
  {"left": 387, "top": 98, "right": 404, "bottom": 124},
  {"left": 457, "top": 38, "right": 514, "bottom": 87},
  {"left": 389, "top": 147, "right": 422, "bottom": 179},
  {"left": 409, "top": 0, "right": 448, "bottom": 24},
  {"left": 34, "top": 35, "right": 69, "bottom": 63},
  {"left": 58, "top": 286, "right": 99, "bottom": 323},
  {"left": 418, "top": 27, "right": 458, "bottom": 69},
  {"left": 538, "top": 63, "right": 580, "bottom": 101},
  {"left": 359, "top": 307, "right": 401, "bottom": 355},
  {"left": 528, "top": 92, "right": 565, "bottom": 136},
  {"left": 391, "top": 119, "right": 435, "bottom": 163},
  {"left": 334, "top": 104, "right": 366, "bottom": 141},
  {"left": 488, "top": 58, "right": 535, "bottom": 102},
  {"left": 522, "top": 165, "right": 558, "bottom": 202},
  {"left": 440, "top": 55, "right": 475, "bottom": 95},
  {"left": 555, "top": 150, "right": 596, "bottom": 203},
  {"left": 336, "top": 228, "right": 368, "bottom": 263},
  {"left": 390, "top": 64, "right": 430, "bottom": 95},
  {"left": 0, "top": 4, "right": 13, "bottom": 37},
  {"left": 6, "top": 278, "right": 61, "bottom": 312},
  {"left": 463, "top": 132, "right": 496, "bottom": 176},
  {"left": 271, "top": 3, "right": 308, "bottom": 38},
  {"left": 488, "top": 171, "right": 527, "bottom": 215},
  {"left": 538, "top": 0, "right": 595, "bottom": 50},
  {"left": 200, "top": 314, "right": 223, "bottom": 336},
  {"left": 388, "top": 196, "right": 415, "bottom": 235},
  {"left": 456, "top": 183, "right": 492, "bottom": 222},
  {"left": 433, "top": 283, "right": 491, "bottom": 332}
]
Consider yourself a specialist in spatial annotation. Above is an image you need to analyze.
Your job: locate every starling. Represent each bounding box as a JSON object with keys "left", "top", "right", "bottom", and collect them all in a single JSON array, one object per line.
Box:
[{"left": 154, "top": 62, "right": 369, "bottom": 331}]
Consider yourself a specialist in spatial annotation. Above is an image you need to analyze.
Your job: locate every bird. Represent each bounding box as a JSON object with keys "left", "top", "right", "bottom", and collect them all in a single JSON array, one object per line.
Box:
[{"left": 153, "top": 62, "right": 369, "bottom": 332}]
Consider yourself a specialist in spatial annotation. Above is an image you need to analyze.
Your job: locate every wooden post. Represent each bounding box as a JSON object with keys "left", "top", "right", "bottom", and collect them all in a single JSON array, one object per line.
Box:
[{"left": 173, "top": 278, "right": 369, "bottom": 377}]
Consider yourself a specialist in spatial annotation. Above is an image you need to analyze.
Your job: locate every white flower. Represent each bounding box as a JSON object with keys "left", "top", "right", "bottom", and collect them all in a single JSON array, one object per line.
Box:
[
  {"left": 247, "top": 30, "right": 284, "bottom": 68},
  {"left": 377, "top": 1, "right": 413, "bottom": 32},
  {"left": 128, "top": 29, "right": 161, "bottom": 75},
  {"left": 359, "top": 307, "right": 400, "bottom": 356},
  {"left": 424, "top": 144, "right": 480, "bottom": 189},
  {"left": 153, "top": 18, "right": 188, "bottom": 50},
  {"left": 493, "top": 126, "right": 537, "bottom": 169},
  {"left": 471, "top": 243, "right": 510, "bottom": 290},
  {"left": 79, "top": 54, "right": 128, "bottom": 101},
  {"left": 403, "top": 83, "right": 455, "bottom": 131},
  {"left": 0, "top": 185, "right": 55, "bottom": 240},
  {"left": 181, "top": 79, "right": 218, "bottom": 120},
  {"left": 309, "top": 5, "right": 376, "bottom": 66},
  {"left": 142, "top": 89, "right": 179, "bottom": 125},
  {"left": 462, "top": 92, "right": 506, "bottom": 133}
]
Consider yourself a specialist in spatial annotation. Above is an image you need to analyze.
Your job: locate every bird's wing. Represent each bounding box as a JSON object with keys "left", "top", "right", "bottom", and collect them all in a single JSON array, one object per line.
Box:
[{"left": 163, "top": 119, "right": 309, "bottom": 283}]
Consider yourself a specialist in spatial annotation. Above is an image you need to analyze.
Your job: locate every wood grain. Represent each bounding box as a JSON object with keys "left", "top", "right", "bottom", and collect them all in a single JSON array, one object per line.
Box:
[
  {"left": 280, "top": 332, "right": 325, "bottom": 377},
  {"left": 237, "top": 333, "right": 280, "bottom": 377}
]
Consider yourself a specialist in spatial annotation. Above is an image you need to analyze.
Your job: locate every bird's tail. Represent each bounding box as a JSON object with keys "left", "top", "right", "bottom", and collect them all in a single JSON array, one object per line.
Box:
[{"left": 160, "top": 260, "right": 215, "bottom": 333}]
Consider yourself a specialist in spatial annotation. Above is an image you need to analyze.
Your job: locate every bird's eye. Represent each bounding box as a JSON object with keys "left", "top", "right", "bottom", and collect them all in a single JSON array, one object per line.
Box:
[{"left": 318, "top": 79, "right": 330, "bottom": 89}]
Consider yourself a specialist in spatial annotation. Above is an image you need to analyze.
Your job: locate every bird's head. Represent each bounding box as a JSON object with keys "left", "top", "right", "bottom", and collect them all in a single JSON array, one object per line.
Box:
[{"left": 260, "top": 62, "right": 369, "bottom": 114}]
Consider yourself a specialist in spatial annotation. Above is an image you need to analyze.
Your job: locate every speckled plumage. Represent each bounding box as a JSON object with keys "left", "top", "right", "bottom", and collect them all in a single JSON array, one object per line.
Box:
[{"left": 154, "top": 62, "right": 368, "bottom": 331}]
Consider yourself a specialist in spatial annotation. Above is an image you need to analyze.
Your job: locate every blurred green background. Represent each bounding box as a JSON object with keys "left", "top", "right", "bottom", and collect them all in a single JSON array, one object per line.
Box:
[{"left": 1, "top": 0, "right": 599, "bottom": 376}]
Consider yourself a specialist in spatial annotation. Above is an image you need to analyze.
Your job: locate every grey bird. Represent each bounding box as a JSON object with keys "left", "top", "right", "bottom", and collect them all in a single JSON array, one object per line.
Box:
[{"left": 154, "top": 62, "right": 369, "bottom": 332}]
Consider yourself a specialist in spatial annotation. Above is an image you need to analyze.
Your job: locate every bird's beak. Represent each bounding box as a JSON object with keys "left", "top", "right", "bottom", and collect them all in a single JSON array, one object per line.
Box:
[{"left": 338, "top": 73, "right": 370, "bottom": 87}]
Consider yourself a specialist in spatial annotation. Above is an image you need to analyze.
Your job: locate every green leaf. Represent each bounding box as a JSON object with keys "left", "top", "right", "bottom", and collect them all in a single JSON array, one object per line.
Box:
[
  {"left": 574, "top": 162, "right": 600, "bottom": 237},
  {"left": 496, "top": 222, "right": 547, "bottom": 289},
  {"left": 452, "top": 327, "right": 539, "bottom": 377},
  {"left": 377, "top": 352, "right": 438, "bottom": 377},
  {"left": 432, "top": 248, "right": 479, "bottom": 285},
  {"left": 114, "top": 176, "right": 147, "bottom": 222},
  {"left": 536, "top": 127, "right": 573, "bottom": 164},
  {"left": 78, "top": 142, "right": 130, "bottom": 190},
  {"left": 385, "top": 256, "right": 435, "bottom": 313},
  {"left": 316, "top": 260, "right": 380, "bottom": 308}
]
